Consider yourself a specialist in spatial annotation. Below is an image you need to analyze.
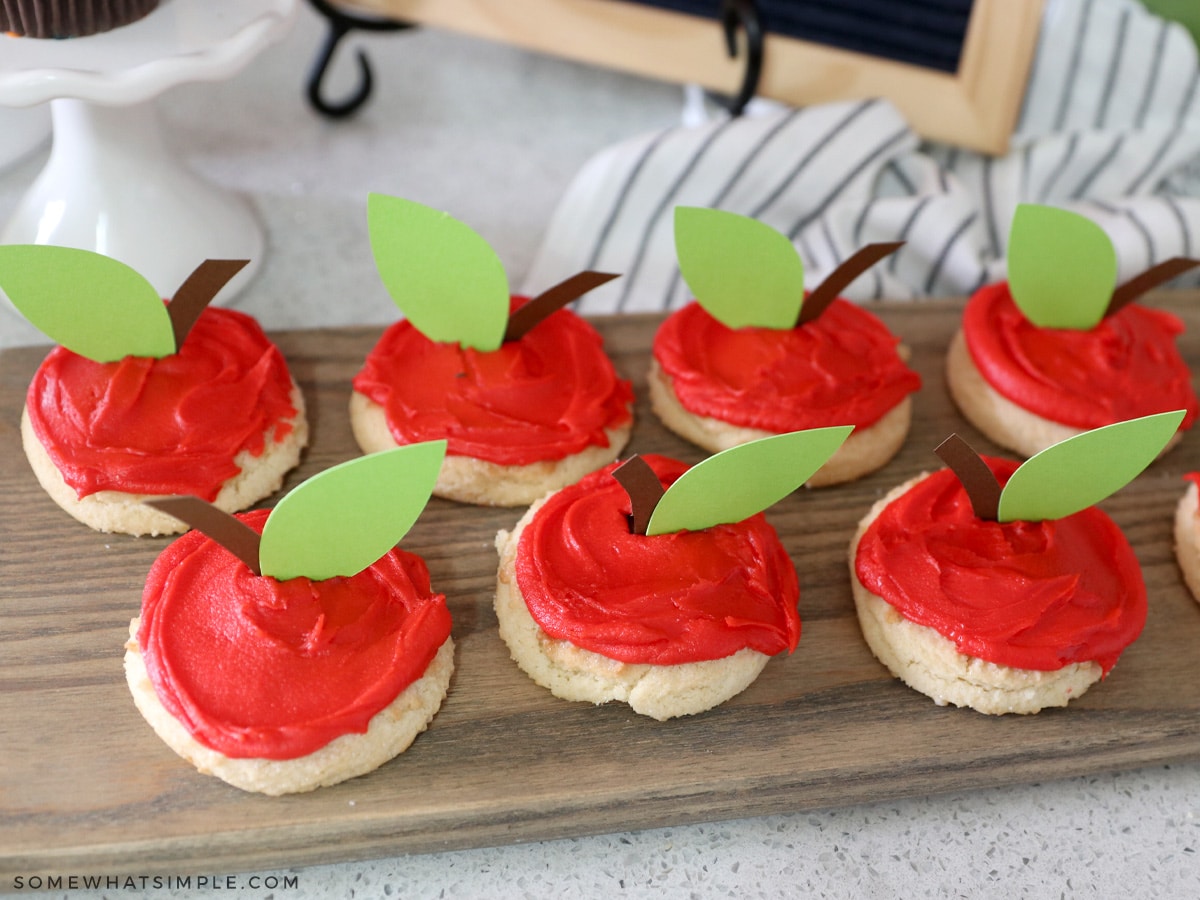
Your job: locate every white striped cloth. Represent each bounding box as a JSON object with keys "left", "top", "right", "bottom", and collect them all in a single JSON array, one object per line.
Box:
[{"left": 522, "top": 0, "right": 1200, "bottom": 311}]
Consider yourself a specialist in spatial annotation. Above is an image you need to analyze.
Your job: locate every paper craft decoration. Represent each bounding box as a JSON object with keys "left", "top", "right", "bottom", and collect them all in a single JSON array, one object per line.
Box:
[
  {"left": 674, "top": 207, "right": 805, "bottom": 330},
  {"left": 614, "top": 427, "right": 853, "bottom": 536},
  {"left": 503, "top": 270, "right": 619, "bottom": 341},
  {"left": 1007, "top": 204, "right": 1200, "bottom": 329},
  {"left": 935, "top": 411, "right": 1184, "bottom": 522},
  {"left": 0, "top": 246, "right": 245, "bottom": 362},
  {"left": 673, "top": 206, "right": 901, "bottom": 330},
  {"left": 147, "top": 440, "right": 447, "bottom": 581},
  {"left": 1006, "top": 205, "right": 1118, "bottom": 330},
  {"left": 145, "top": 496, "right": 264, "bottom": 574},
  {"left": 367, "top": 193, "right": 617, "bottom": 351}
]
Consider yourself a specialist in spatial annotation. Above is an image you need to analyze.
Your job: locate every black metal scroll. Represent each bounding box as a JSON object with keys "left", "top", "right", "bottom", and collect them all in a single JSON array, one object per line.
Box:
[{"left": 304, "top": 0, "right": 415, "bottom": 119}]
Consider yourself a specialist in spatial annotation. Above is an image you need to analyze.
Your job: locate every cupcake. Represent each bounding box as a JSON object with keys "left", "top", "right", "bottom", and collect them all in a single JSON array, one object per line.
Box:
[
  {"left": 1, "top": 0, "right": 160, "bottom": 38},
  {"left": 650, "top": 207, "right": 919, "bottom": 486},
  {"left": 351, "top": 194, "right": 633, "bottom": 507},
  {"left": 1, "top": 250, "right": 307, "bottom": 536},
  {"left": 850, "top": 414, "right": 1181, "bottom": 714},
  {"left": 125, "top": 443, "right": 454, "bottom": 795},
  {"left": 494, "top": 429, "right": 851, "bottom": 720},
  {"left": 947, "top": 204, "right": 1198, "bottom": 459}
]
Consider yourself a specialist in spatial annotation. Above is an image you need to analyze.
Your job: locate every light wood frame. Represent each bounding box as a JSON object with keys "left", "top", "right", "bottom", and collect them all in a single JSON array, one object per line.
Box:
[{"left": 336, "top": 0, "right": 1045, "bottom": 154}]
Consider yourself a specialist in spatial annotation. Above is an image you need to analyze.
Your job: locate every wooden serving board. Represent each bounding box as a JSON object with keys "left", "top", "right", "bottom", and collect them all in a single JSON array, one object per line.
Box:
[{"left": 3, "top": 298, "right": 1200, "bottom": 877}]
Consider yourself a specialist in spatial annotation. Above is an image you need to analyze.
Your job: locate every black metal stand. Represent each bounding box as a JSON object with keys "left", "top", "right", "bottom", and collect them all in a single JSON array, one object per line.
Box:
[
  {"left": 302, "top": 0, "right": 764, "bottom": 119},
  {"left": 711, "top": 0, "right": 765, "bottom": 117},
  {"left": 304, "top": 0, "right": 415, "bottom": 119}
]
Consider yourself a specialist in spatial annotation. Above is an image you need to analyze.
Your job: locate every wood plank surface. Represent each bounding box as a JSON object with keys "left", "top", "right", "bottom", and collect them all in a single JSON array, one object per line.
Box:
[{"left": 3, "top": 297, "right": 1200, "bottom": 877}]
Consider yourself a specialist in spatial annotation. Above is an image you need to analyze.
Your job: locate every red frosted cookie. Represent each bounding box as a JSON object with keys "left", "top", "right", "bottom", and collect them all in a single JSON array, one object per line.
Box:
[
  {"left": 4, "top": 252, "right": 306, "bottom": 535},
  {"left": 351, "top": 195, "right": 632, "bottom": 507},
  {"left": 493, "top": 431, "right": 850, "bottom": 720},
  {"left": 125, "top": 445, "right": 454, "bottom": 794},
  {"left": 651, "top": 206, "right": 918, "bottom": 486},
  {"left": 494, "top": 456, "right": 798, "bottom": 720},
  {"left": 651, "top": 297, "right": 919, "bottom": 485},
  {"left": 947, "top": 282, "right": 1196, "bottom": 457},
  {"left": 1173, "top": 474, "right": 1200, "bottom": 607},
  {"left": 947, "top": 204, "right": 1197, "bottom": 458},
  {"left": 848, "top": 417, "right": 1179, "bottom": 715},
  {"left": 352, "top": 296, "right": 633, "bottom": 506}
]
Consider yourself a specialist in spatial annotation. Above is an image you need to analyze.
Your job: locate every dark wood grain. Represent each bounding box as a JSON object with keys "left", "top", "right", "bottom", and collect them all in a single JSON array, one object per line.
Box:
[{"left": 3, "top": 297, "right": 1200, "bottom": 877}]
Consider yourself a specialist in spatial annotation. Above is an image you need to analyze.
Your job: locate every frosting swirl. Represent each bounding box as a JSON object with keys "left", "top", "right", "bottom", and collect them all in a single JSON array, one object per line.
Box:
[
  {"left": 514, "top": 455, "right": 800, "bottom": 665},
  {"left": 652, "top": 298, "right": 921, "bottom": 432},
  {"left": 26, "top": 307, "right": 298, "bottom": 501},
  {"left": 962, "top": 282, "right": 1197, "bottom": 430},
  {"left": 352, "top": 299, "right": 633, "bottom": 466},
  {"left": 137, "top": 509, "right": 452, "bottom": 760},
  {"left": 854, "top": 460, "right": 1146, "bottom": 673}
]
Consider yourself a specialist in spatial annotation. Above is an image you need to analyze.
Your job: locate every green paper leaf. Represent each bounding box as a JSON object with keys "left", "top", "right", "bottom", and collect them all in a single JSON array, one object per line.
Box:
[
  {"left": 674, "top": 207, "right": 805, "bottom": 330},
  {"left": 259, "top": 440, "right": 447, "bottom": 581},
  {"left": 997, "top": 411, "right": 1184, "bottom": 522},
  {"left": 646, "top": 427, "right": 853, "bottom": 535},
  {"left": 0, "top": 245, "right": 174, "bottom": 362},
  {"left": 1007, "top": 204, "right": 1118, "bottom": 329},
  {"left": 367, "top": 194, "right": 510, "bottom": 351}
]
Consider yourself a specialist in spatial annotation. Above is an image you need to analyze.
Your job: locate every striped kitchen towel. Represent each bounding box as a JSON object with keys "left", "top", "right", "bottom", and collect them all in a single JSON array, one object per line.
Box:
[{"left": 522, "top": 0, "right": 1200, "bottom": 311}]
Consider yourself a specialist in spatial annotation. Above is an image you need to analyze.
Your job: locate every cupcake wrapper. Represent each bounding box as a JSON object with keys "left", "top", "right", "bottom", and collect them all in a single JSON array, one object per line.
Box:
[{"left": 1, "top": 0, "right": 160, "bottom": 38}]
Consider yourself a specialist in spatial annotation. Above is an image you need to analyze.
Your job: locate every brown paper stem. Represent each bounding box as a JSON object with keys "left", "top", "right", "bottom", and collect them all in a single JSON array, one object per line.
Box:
[
  {"left": 796, "top": 241, "right": 904, "bottom": 326},
  {"left": 144, "top": 496, "right": 262, "bottom": 575},
  {"left": 611, "top": 455, "right": 665, "bottom": 536},
  {"left": 167, "top": 259, "right": 251, "bottom": 350},
  {"left": 1106, "top": 257, "right": 1200, "bottom": 318},
  {"left": 503, "top": 271, "right": 620, "bottom": 342},
  {"left": 933, "top": 434, "right": 1001, "bottom": 521}
]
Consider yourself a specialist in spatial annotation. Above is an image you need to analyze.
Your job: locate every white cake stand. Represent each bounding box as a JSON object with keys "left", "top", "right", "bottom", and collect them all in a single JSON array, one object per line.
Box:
[
  {"left": 0, "top": 106, "right": 50, "bottom": 171},
  {"left": 0, "top": 0, "right": 299, "bottom": 302}
]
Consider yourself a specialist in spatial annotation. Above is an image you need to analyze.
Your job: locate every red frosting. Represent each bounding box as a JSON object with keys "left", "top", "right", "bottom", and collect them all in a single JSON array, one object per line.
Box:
[
  {"left": 137, "top": 509, "right": 453, "bottom": 760},
  {"left": 854, "top": 459, "right": 1145, "bottom": 674},
  {"left": 651, "top": 298, "right": 921, "bottom": 432},
  {"left": 26, "top": 307, "right": 298, "bottom": 501},
  {"left": 352, "top": 299, "right": 633, "bottom": 466},
  {"left": 962, "top": 282, "right": 1198, "bottom": 430},
  {"left": 514, "top": 455, "right": 800, "bottom": 665}
]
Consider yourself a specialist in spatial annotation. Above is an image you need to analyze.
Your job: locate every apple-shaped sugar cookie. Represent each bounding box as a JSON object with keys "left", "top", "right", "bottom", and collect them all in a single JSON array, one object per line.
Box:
[
  {"left": 0, "top": 247, "right": 307, "bottom": 536},
  {"left": 649, "top": 207, "right": 920, "bottom": 487},
  {"left": 124, "top": 441, "right": 453, "bottom": 795},
  {"left": 350, "top": 194, "right": 634, "bottom": 507},
  {"left": 947, "top": 203, "right": 1199, "bottom": 458},
  {"left": 1172, "top": 472, "right": 1200, "bottom": 606},
  {"left": 850, "top": 411, "right": 1182, "bottom": 715},
  {"left": 495, "top": 427, "right": 852, "bottom": 720}
]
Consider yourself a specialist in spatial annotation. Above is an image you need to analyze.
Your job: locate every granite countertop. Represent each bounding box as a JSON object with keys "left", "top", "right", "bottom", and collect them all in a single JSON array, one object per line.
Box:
[{"left": 1, "top": 6, "right": 1198, "bottom": 898}]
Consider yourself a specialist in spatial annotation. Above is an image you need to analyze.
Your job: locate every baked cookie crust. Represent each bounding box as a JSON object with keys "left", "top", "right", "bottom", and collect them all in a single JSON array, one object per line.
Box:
[
  {"left": 351, "top": 390, "right": 632, "bottom": 507},
  {"left": 125, "top": 624, "right": 454, "bottom": 795},
  {"left": 848, "top": 473, "right": 1104, "bottom": 715},
  {"left": 22, "top": 386, "right": 308, "bottom": 536},
  {"left": 493, "top": 494, "right": 771, "bottom": 721}
]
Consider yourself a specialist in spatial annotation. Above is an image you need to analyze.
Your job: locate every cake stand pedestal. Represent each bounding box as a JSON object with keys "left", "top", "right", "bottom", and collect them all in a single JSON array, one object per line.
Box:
[
  {"left": 0, "top": 0, "right": 298, "bottom": 302},
  {"left": 0, "top": 106, "right": 50, "bottom": 171}
]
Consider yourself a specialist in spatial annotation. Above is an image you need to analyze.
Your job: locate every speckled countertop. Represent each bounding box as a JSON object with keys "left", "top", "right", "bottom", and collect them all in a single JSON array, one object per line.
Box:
[{"left": 1, "top": 6, "right": 1198, "bottom": 898}]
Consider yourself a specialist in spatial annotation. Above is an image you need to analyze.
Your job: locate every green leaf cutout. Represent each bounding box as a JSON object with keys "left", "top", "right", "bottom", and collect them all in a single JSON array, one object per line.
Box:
[
  {"left": 259, "top": 440, "right": 447, "bottom": 581},
  {"left": 646, "top": 426, "right": 853, "bottom": 535},
  {"left": 367, "top": 194, "right": 510, "bottom": 351},
  {"left": 996, "top": 411, "right": 1184, "bottom": 522},
  {"left": 1007, "top": 204, "right": 1118, "bottom": 330},
  {"left": 0, "top": 245, "right": 174, "bottom": 362},
  {"left": 674, "top": 207, "right": 805, "bottom": 330}
]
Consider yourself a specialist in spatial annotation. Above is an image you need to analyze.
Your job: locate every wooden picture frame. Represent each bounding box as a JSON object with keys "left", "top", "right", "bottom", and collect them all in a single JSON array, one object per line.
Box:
[{"left": 335, "top": 0, "right": 1045, "bottom": 154}]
